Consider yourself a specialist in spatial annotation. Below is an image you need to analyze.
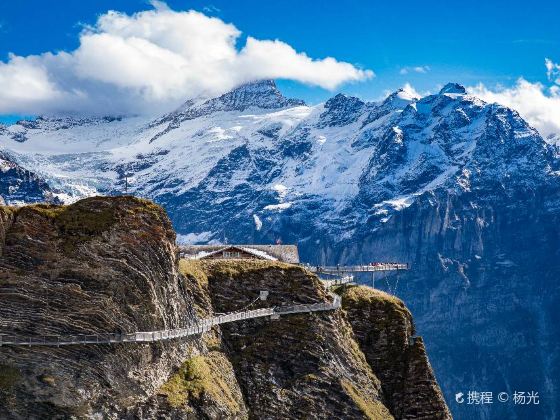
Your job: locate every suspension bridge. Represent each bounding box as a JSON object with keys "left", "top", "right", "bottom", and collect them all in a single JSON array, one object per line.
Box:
[
  {"left": 0, "top": 293, "right": 341, "bottom": 347},
  {"left": 0, "top": 262, "right": 407, "bottom": 348}
]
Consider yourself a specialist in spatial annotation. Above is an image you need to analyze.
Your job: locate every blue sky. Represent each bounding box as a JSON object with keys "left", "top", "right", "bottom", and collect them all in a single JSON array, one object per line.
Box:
[{"left": 0, "top": 0, "right": 559, "bottom": 130}]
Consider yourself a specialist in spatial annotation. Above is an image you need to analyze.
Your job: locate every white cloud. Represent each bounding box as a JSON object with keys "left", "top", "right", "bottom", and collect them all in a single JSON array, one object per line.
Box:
[
  {"left": 378, "top": 82, "right": 425, "bottom": 102},
  {"left": 545, "top": 58, "right": 560, "bottom": 84},
  {"left": 468, "top": 77, "right": 560, "bottom": 139},
  {"left": 0, "top": 54, "right": 64, "bottom": 114},
  {"left": 0, "top": 4, "right": 373, "bottom": 116},
  {"left": 399, "top": 65, "right": 430, "bottom": 75},
  {"left": 401, "top": 82, "right": 422, "bottom": 98}
]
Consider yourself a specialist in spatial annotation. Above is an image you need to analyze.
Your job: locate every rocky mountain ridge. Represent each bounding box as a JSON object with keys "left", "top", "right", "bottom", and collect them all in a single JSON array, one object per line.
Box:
[{"left": 0, "top": 197, "right": 449, "bottom": 419}]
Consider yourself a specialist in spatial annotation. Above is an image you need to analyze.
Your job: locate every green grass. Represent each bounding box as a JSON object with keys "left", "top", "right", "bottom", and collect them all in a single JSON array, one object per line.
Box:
[
  {"left": 341, "top": 378, "right": 394, "bottom": 420},
  {"left": 13, "top": 196, "right": 168, "bottom": 253},
  {"left": 159, "top": 354, "right": 240, "bottom": 412},
  {"left": 342, "top": 285, "right": 405, "bottom": 307},
  {"left": 16, "top": 200, "right": 116, "bottom": 253}
]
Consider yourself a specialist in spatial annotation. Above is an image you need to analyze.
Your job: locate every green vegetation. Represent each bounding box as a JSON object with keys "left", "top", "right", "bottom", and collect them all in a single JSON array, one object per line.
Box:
[
  {"left": 200, "top": 259, "right": 297, "bottom": 277},
  {"left": 159, "top": 354, "right": 240, "bottom": 412},
  {"left": 13, "top": 196, "right": 168, "bottom": 253},
  {"left": 0, "top": 206, "right": 15, "bottom": 217},
  {"left": 341, "top": 285, "right": 405, "bottom": 308},
  {"left": 38, "top": 375, "right": 56, "bottom": 386},
  {"left": 0, "top": 364, "right": 20, "bottom": 390},
  {"left": 340, "top": 285, "right": 411, "bottom": 328},
  {"left": 340, "top": 379, "right": 394, "bottom": 420},
  {"left": 123, "top": 197, "right": 164, "bottom": 216},
  {"left": 199, "top": 259, "right": 325, "bottom": 298},
  {"left": 178, "top": 259, "right": 213, "bottom": 317},
  {"left": 17, "top": 200, "right": 116, "bottom": 253},
  {"left": 179, "top": 260, "right": 209, "bottom": 288}
]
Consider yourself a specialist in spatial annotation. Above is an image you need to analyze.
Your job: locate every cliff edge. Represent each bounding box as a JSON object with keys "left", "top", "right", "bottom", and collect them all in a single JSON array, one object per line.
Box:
[
  {"left": 341, "top": 286, "right": 452, "bottom": 419},
  {"left": 0, "top": 197, "right": 450, "bottom": 419}
]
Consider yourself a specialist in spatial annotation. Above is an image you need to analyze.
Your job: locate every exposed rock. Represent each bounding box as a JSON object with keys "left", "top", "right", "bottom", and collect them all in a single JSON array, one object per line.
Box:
[
  {"left": 341, "top": 286, "right": 451, "bottom": 420},
  {"left": 148, "top": 80, "right": 305, "bottom": 142},
  {"left": 318, "top": 93, "right": 367, "bottom": 127},
  {"left": 0, "top": 197, "right": 232, "bottom": 418},
  {"left": 196, "top": 260, "right": 393, "bottom": 419},
  {"left": 339, "top": 186, "right": 560, "bottom": 419},
  {"left": 0, "top": 197, "right": 450, "bottom": 419}
]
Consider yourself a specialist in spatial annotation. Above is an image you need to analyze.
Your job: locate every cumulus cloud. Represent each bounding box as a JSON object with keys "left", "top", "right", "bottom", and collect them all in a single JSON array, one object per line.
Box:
[
  {"left": 0, "top": 4, "right": 373, "bottom": 116},
  {"left": 468, "top": 61, "right": 560, "bottom": 139},
  {"left": 401, "top": 82, "right": 423, "bottom": 98},
  {"left": 399, "top": 65, "right": 430, "bottom": 75},
  {"left": 469, "top": 81, "right": 560, "bottom": 140},
  {"left": 545, "top": 58, "right": 560, "bottom": 84}
]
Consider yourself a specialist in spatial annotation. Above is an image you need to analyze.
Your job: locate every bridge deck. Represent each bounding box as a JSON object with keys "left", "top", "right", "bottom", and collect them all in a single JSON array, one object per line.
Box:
[
  {"left": 0, "top": 293, "right": 341, "bottom": 347},
  {"left": 308, "top": 263, "right": 409, "bottom": 273}
]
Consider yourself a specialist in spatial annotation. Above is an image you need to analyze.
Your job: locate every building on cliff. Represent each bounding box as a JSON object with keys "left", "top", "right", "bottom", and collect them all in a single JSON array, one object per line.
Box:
[{"left": 179, "top": 244, "right": 300, "bottom": 263}]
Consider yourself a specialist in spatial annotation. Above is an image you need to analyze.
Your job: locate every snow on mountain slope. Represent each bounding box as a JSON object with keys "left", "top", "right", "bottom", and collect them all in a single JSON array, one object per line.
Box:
[
  {"left": 0, "top": 151, "right": 62, "bottom": 204},
  {"left": 0, "top": 80, "right": 557, "bottom": 239}
]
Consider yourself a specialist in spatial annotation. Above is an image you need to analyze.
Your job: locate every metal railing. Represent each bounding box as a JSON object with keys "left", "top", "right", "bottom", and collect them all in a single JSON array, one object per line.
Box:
[
  {"left": 319, "top": 275, "right": 355, "bottom": 288},
  {"left": 0, "top": 293, "right": 341, "bottom": 347},
  {"left": 308, "top": 263, "right": 409, "bottom": 273}
]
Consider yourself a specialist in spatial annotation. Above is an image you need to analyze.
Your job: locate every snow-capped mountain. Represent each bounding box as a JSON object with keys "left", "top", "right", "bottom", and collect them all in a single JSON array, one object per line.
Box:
[
  {"left": 1, "top": 80, "right": 555, "bottom": 241},
  {"left": 1, "top": 80, "right": 560, "bottom": 419},
  {"left": 0, "top": 151, "right": 62, "bottom": 205}
]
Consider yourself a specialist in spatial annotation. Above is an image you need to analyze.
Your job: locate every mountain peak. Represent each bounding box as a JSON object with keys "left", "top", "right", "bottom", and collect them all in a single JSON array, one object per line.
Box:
[
  {"left": 379, "top": 87, "right": 418, "bottom": 110},
  {"left": 230, "top": 79, "right": 279, "bottom": 94},
  {"left": 318, "top": 93, "right": 366, "bottom": 127},
  {"left": 217, "top": 80, "right": 305, "bottom": 111},
  {"left": 151, "top": 80, "right": 306, "bottom": 129},
  {"left": 439, "top": 83, "right": 466, "bottom": 95},
  {"left": 324, "top": 93, "right": 364, "bottom": 109}
]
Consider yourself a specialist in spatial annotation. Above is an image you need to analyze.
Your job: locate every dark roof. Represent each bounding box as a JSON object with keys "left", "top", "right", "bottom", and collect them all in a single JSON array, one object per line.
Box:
[{"left": 179, "top": 244, "right": 300, "bottom": 263}]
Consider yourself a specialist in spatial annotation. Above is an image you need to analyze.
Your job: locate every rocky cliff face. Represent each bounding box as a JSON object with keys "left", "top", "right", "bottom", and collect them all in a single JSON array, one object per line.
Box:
[
  {"left": 0, "top": 196, "right": 204, "bottom": 418},
  {"left": 2, "top": 80, "right": 558, "bottom": 419},
  {"left": 341, "top": 286, "right": 451, "bottom": 420},
  {"left": 0, "top": 197, "right": 449, "bottom": 419},
  {"left": 194, "top": 260, "right": 393, "bottom": 419}
]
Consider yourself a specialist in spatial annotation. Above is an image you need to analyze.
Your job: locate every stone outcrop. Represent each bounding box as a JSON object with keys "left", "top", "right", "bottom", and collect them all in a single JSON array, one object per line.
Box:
[
  {"left": 338, "top": 187, "right": 560, "bottom": 419},
  {"left": 0, "top": 197, "right": 235, "bottom": 418},
  {"left": 191, "top": 260, "right": 393, "bottom": 419},
  {"left": 0, "top": 197, "right": 450, "bottom": 419},
  {"left": 341, "top": 286, "right": 451, "bottom": 419}
]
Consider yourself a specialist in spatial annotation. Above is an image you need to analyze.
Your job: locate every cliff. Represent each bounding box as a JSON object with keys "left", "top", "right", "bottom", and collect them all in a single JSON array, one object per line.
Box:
[
  {"left": 186, "top": 260, "right": 392, "bottom": 419},
  {"left": 340, "top": 286, "right": 451, "bottom": 419},
  {"left": 0, "top": 197, "right": 449, "bottom": 419},
  {"left": 0, "top": 196, "right": 203, "bottom": 418}
]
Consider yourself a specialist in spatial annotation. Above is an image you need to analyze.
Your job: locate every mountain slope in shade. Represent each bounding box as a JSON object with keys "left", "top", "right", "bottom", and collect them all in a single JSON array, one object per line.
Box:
[
  {"left": 0, "top": 152, "right": 61, "bottom": 205},
  {"left": 1, "top": 80, "right": 560, "bottom": 419}
]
